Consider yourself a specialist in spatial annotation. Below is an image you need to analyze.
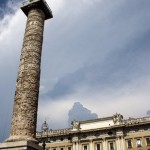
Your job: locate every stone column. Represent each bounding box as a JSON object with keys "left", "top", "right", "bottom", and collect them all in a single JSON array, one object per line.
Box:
[
  {"left": 4, "top": 0, "right": 53, "bottom": 144},
  {"left": 89, "top": 140, "right": 93, "bottom": 150},
  {"left": 7, "top": 9, "right": 45, "bottom": 143},
  {"left": 102, "top": 139, "right": 105, "bottom": 150},
  {"left": 116, "top": 137, "right": 120, "bottom": 150},
  {"left": 78, "top": 141, "right": 81, "bottom": 150},
  {"left": 73, "top": 142, "right": 76, "bottom": 150},
  {"left": 121, "top": 136, "right": 125, "bottom": 150},
  {"left": 76, "top": 142, "right": 79, "bottom": 150},
  {"left": 102, "top": 138, "right": 107, "bottom": 150}
]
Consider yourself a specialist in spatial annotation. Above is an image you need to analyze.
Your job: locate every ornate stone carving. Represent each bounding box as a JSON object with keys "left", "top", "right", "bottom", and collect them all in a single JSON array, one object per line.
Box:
[
  {"left": 6, "top": 9, "right": 46, "bottom": 142},
  {"left": 113, "top": 113, "right": 123, "bottom": 124},
  {"left": 71, "top": 120, "right": 80, "bottom": 130}
]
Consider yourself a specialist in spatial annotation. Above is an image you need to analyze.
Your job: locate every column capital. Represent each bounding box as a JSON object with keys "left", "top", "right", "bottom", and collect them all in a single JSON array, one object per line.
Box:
[{"left": 21, "top": 0, "right": 53, "bottom": 20}]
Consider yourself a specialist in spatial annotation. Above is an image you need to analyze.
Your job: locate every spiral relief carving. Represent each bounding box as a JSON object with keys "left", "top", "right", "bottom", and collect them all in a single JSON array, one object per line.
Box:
[{"left": 8, "top": 9, "right": 46, "bottom": 142}]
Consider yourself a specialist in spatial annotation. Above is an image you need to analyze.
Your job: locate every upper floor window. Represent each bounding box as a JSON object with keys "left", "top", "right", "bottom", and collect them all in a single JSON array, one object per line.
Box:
[
  {"left": 146, "top": 137, "right": 150, "bottom": 146},
  {"left": 96, "top": 143, "right": 100, "bottom": 150},
  {"left": 127, "top": 139, "right": 132, "bottom": 148},
  {"left": 83, "top": 145, "right": 88, "bottom": 150},
  {"left": 144, "top": 127, "right": 148, "bottom": 131},
  {"left": 60, "top": 148, "right": 64, "bottom": 150},
  {"left": 68, "top": 147, "right": 72, "bottom": 150},
  {"left": 68, "top": 137, "right": 72, "bottom": 141},
  {"left": 136, "top": 139, "right": 142, "bottom": 147},
  {"left": 109, "top": 142, "right": 114, "bottom": 150}
]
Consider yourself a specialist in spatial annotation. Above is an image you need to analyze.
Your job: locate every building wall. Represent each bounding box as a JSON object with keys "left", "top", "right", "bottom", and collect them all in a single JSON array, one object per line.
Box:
[
  {"left": 37, "top": 114, "right": 150, "bottom": 150},
  {"left": 124, "top": 128, "right": 150, "bottom": 150},
  {"left": 38, "top": 129, "right": 150, "bottom": 150}
]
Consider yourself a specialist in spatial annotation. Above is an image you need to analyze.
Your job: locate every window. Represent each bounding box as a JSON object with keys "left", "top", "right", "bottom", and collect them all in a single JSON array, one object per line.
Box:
[
  {"left": 96, "top": 143, "right": 100, "bottom": 150},
  {"left": 109, "top": 142, "right": 114, "bottom": 150},
  {"left": 144, "top": 127, "right": 148, "bottom": 131},
  {"left": 53, "top": 149, "right": 56, "bottom": 150},
  {"left": 146, "top": 137, "right": 150, "bottom": 146},
  {"left": 60, "top": 148, "right": 64, "bottom": 150},
  {"left": 68, "top": 147, "right": 71, "bottom": 150},
  {"left": 127, "top": 139, "right": 132, "bottom": 148},
  {"left": 135, "top": 128, "right": 139, "bottom": 132},
  {"left": 53, "top": 139, "right": 56, "bottom": 142},
  {"left": 136, "top": 139, "right": 142, "bottom": 147},
  {"left": 83, "top": 145, "right": 88, "bottom": 150},
  {"left": 68, "top": 137, "right": 71, "bottom": 141}
]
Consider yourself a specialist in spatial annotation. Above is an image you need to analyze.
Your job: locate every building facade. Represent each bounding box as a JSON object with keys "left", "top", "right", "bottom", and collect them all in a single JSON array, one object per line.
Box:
[{"left": 36, "top": 114, "right": 150, "bottom": 150}]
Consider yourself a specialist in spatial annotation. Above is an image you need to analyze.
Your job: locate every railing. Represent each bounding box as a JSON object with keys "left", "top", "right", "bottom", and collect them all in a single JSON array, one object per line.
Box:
[
  {"left": 36, "top": 128, "right": 72, "bottom": 137},
  {"left": 123, "top": 116, "right": 150, "bottom": 125},
  {"left": 36, "top": 117, "right": 150, "bottom": 137}
]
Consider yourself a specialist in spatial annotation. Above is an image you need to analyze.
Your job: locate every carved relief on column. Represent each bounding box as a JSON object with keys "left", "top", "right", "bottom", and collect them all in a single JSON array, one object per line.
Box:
[{"left": 7, "top": 9, "right": 45, "bottom": 142}]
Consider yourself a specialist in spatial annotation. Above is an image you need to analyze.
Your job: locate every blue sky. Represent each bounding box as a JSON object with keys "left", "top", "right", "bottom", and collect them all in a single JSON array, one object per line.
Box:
[
  {"left": 0, "top": 0, "right": 150, "bottom": 142},
  {"left": 0, "top": 0, "right": 8, "bottom": 4}
]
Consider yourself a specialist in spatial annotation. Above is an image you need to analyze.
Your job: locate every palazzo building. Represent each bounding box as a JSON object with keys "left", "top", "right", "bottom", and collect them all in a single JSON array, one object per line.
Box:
[{"left": 36, "top": 113, "right": 150, "bottom": 150}]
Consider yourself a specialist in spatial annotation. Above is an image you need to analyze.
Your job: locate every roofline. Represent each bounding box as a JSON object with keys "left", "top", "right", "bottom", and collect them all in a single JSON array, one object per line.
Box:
[{"left": 79, "top": 116, "right": 113, "bottom": 124}]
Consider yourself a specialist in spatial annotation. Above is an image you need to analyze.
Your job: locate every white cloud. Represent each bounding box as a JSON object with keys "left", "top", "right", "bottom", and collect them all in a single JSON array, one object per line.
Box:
[
  {"left": 37, "top": 73, "right": 150, "bottom": 129},
  {"left": 38, "top": 99, "right": 74, "bottom": 130},
  {"left": 47, "top": 0, "right": 64, "bottom": 14},
  {"left": 70, "top": 74, "right": 150, "bottom": 118},
  {"left": 0, "top": 9, "right": 25, "bottom": 61}
]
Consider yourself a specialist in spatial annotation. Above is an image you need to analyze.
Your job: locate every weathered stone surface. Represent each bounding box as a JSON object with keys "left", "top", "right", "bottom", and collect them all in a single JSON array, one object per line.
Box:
[
  {"left": 6, "top": 9, "right": 45, "bottom": 143},
  {"left": 0, "top": 141, "right": 43, "bottom": 150}
]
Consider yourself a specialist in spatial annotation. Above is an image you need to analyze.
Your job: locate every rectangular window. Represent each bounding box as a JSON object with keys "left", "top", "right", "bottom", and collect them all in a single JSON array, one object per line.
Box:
[
  {"left": 68, "top": 147, "right": 71, "bottom": 150},
  {"left": 110, "top": 142, "right": 114, "bottom": 150},
  {"left": 127, "top": 139, "right": 132, "bottom": 148},
  {"left": 96, "top": 143, "right": 100, "bottom": 150},
  {"left": 136, "top": 139, "right": 142, "bottom": 147},
  {"left": 146, "top": 137, "right": 150, "bottom": 146},
  {"left": 83, "top": 145, "right": 88, "bottom": 150}
]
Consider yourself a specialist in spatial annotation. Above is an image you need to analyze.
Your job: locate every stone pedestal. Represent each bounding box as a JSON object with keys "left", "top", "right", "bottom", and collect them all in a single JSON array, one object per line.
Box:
[{"left": 0, "top": 141, "right": 42, "bottom": 150}]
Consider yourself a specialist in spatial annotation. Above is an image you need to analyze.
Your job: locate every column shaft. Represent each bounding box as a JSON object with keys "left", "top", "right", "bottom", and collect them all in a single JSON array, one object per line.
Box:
[
  {"left": 102, "top": 139, "right": 107, "bottom": 150},
  {"left": 76, "top": 142, "right": 79, "bottom": 150},
  {"left": 90, "top": 140, "right": 93, "bottom": 150},
  {"left": 73, "top": 142, "right": 76, "bottom": 150},
  {"left": 8, "top": 9, "right": 45, "bottom": 142},
  {"left": 121, "top": 137, "right": 125, "bottom": 150}
]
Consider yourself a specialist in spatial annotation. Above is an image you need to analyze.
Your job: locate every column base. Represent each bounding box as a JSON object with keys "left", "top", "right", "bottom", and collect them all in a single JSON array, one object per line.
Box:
[
  {"left": 5, "top": 135, "right": 38, "bottom": 143},
  {"left": 0, "top": 141, "right": 43, "bottom": 150}
]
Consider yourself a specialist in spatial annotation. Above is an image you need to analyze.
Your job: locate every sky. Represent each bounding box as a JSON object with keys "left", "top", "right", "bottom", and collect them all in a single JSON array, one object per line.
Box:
[{"left": 0, "top": 0, "right": 150, "bottom": 142}]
